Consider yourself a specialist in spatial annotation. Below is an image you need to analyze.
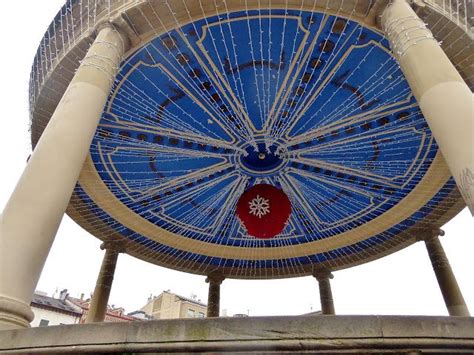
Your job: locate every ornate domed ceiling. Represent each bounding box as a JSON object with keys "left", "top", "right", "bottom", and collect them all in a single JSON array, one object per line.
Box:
[{"left": 30, "top": 1, "right": 468, "bottom": 278}]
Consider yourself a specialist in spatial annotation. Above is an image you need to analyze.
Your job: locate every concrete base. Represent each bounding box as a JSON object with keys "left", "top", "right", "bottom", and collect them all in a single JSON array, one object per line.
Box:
[{"left": 0, "top": 316, "right": 472, "bottom": 353}]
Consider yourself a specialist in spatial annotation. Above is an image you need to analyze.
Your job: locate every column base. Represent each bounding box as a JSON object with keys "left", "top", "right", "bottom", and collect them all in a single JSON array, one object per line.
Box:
[
  {"left": 0, "top": 295, "right": 34, "bottom": 331},
  {"left": 448, "top": 305, "right": 471, "bottom": 317}
]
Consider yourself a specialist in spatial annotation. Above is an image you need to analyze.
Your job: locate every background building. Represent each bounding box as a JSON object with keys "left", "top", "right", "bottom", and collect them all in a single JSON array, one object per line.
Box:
[
  {"left": 68, "top": 295, "right": 141, "bottom": 323},
  {"left": 30, "top": 289, "right": 161, "bottom": 326},
  {"left": 140, "top": 291, "right": 207, "bottom": 319},
  {"left": 30, "top": 290, "right": 82, "bottom": 327}
]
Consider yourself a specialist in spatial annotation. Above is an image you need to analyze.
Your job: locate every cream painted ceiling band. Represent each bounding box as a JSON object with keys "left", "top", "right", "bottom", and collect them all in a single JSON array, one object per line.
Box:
[
  {"left": 78, "top": 152, "right": 450, "bottom": 260},
  {"left": 119, "top": 2, "right": 383, "bottom": 61}
]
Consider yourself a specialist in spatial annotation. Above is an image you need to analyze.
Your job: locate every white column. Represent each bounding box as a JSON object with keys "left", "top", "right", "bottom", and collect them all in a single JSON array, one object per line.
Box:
[
  {"left": 313, "top": 270, "right": 335, "bottom": 315},
  {"left": 422, "top": 229, "right": 470, "bottom": 316},
  {"left": 381, "top": 0, "right": 474, "bottom": 214},
  {"left": 0, "top": 23, "right": 128, "bottom": 330},
  {"left": 206, "top": 274, "right": 225, "bottom": 317},
  {"left": 85, "top": 242, "right": 125, "bottom": 323}
]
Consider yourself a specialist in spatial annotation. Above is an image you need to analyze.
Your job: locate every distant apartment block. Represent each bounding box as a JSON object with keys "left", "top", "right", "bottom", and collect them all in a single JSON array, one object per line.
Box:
[
  {"left": 30, "top": 291, "right": 82, "bottom": 327},
  {"left": 140, "top": 290, "right": 207, "bottom": 319},
  {"left": 30, "top": 290, "right": 144, "bottom": 327}
]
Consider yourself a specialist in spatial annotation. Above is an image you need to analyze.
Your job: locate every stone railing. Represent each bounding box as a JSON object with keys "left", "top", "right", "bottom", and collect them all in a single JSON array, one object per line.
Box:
[{"left": 0, "top": 316, "right": 473, "bottom": 353}]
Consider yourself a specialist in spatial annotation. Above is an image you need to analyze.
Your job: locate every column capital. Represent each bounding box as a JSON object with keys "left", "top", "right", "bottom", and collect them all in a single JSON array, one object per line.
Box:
[
  {"left": 365, "top": 0, "right": 390, "bottom": 27},
  {"left": 381, "top": 0, "right": 436, "bottom": 60},
  {"left": 416, "top": 228, "right": 445, "bottom": 242},
  {"left": 312, "top": 269, "right": 334, "bottom": 282},
  {"left": 206, "top": 273, "right": 225, "bottom": 285},
  {"left": 94, "top": 20, "right": 130, "bottom": 53},
  {"left": 100, "top": 240, "right": 127, "bottom": 253},
  {"left": 366, "top": 0, "right": 425, "bottom": 28}
]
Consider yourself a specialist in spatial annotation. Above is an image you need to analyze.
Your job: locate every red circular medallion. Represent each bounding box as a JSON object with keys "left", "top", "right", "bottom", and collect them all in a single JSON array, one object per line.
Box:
[{"left": 236, "top": 184, "right": 292, "bottom": 239}]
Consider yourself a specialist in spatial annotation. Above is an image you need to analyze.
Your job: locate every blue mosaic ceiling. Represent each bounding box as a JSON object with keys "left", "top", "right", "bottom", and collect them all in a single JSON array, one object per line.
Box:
[{"left": 77, "top": 9, "right": 455, "bottom": 276}]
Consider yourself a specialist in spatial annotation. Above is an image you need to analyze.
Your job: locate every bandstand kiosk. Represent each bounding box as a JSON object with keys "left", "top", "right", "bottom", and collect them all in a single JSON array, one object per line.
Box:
[{"left": 0, "top": 0, "right": 472, "bottom": 352}]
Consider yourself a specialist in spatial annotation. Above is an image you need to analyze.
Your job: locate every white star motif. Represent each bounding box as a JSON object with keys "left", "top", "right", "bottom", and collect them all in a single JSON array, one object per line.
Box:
[{"left": 248, "top": 195, "right": 270, "bottom": 218}]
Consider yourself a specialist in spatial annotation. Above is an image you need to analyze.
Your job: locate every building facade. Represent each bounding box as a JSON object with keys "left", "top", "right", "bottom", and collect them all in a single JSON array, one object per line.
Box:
[
  {"left": 140, "top": 291, "right": 207, "bottom": 319},
  {"left": 30, "top": 291, "right": 82, "bottom": 327},
  {"left": 68, "top": 296, "right": 140, "bottom": 323}
]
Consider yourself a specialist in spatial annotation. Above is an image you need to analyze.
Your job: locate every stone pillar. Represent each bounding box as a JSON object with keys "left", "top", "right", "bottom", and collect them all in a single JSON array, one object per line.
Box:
[
  {"left": 0, "top": 23, "right": 128, "bottom": 330},
  {"left": 206, "top": 274, "right": 225, "bottom": 317},
  {"left": 381, "top": 0, "right": 474, "bottom": 214},
  {"left": 313, "top": 271, "right": 335, "bottom": 315},
  {"left": 422, "top": 229, "right": 470, "bottom": 317},
  {"left": 85, "top": 241, "right": 125, "bottom": 323}
]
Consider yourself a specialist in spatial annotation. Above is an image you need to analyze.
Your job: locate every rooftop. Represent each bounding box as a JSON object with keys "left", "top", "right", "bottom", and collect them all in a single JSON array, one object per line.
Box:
[
  {"left": 173, "top": 293, "right": 207, "bottom": 308},
  {"left": 31, "top": 293, "right": 81, "bottom": 317}
]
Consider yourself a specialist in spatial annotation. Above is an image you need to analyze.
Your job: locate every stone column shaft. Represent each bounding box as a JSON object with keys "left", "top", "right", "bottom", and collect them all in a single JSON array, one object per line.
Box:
[
  {"left": 381, "top": 0, "right": 474, "bottom": 214},
  {"left": 0, "top": 24, "right": 127, "bottom": 330},
  {"left": 206, "top": 275, "right": 224, "bottom": 317},
  {"left": 314, "top": 272, "right": 335, "bottom": 315},
  {"left": 424, "top": 233, "right": 470, "bottom": 316},
  {"left": 85, "top": 243, "right": 123, "bottom": 323}
]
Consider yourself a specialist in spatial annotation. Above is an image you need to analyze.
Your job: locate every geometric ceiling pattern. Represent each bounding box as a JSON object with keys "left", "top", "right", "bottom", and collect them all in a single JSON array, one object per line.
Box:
[{"left": 71, "top": 9, "right": 455, "bottom": 277}]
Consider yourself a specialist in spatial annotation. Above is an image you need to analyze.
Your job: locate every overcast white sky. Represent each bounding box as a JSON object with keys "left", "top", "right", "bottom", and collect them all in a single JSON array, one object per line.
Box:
[{"left": 0, "top": 1, "right": 472, "bottom": 317}]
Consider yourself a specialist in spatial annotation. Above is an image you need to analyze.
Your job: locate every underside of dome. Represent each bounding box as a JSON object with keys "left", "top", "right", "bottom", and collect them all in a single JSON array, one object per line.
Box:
[{"left": 28, "top": 0, "right": 471, "bottom": 278}]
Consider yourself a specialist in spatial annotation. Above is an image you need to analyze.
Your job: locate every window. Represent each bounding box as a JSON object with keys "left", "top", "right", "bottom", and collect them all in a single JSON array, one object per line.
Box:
[
  {"left": 198, "top": 312, "right": 205, "bottom": 318},
  {"left": 39, "top": 319, "right": 49, "bottom": 327},
  {"left": 186, "top": 309, "right": 195, "bottom": 318}
]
